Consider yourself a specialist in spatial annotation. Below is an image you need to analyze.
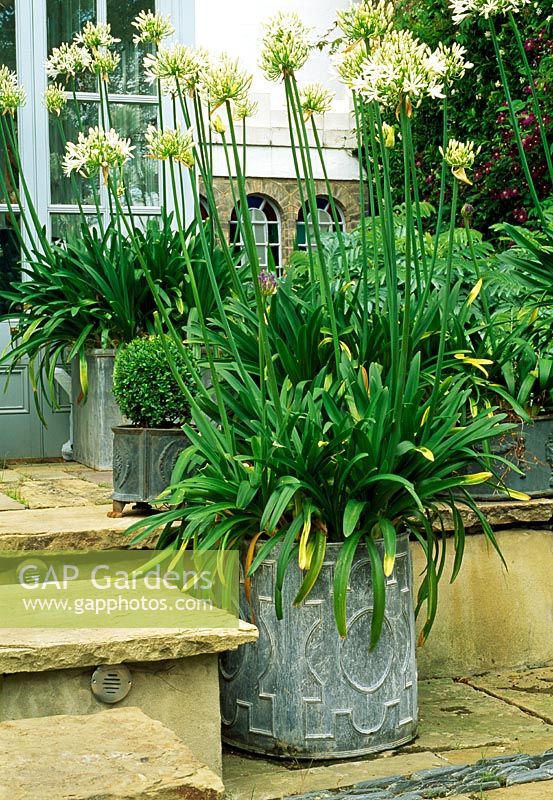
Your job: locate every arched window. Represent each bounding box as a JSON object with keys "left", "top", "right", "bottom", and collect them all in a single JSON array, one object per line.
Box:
[
  {"left": 199, "top": 195, "right": 210, "bottom": 221},
  {"left": 230, "top": 195, "right": 281, "bottom": 272},
  {"left": 296, "top": 195, "right": 345, "bottom": 251}
]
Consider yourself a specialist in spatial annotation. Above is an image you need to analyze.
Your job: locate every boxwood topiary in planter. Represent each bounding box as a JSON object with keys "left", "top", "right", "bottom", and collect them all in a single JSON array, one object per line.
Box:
[{"left": 109, "top": 335, "right": 195, "bottom": 517}]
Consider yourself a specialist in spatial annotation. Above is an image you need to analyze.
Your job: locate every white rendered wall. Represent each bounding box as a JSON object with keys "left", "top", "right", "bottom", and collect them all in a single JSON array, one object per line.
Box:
[{"left": 194, "top": 0, "right": 358, "bottom": 181}]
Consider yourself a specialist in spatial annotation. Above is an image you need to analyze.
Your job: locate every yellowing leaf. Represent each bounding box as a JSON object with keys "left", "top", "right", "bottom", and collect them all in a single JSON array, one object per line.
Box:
[
  {"left": 466, "top": 278, "right": 483, "bottom": 306},
  {"left": 420, "top": 406, "right": 430, "bottom": 426},
  {"left": 459, "top": 471, "right": 493, "bottom": 485},
  {"left": 505, "top": 488, "right": 531, "bottom": 501},
  {"left": 415, "top": 446, "right": 435, "bottom": 462}
]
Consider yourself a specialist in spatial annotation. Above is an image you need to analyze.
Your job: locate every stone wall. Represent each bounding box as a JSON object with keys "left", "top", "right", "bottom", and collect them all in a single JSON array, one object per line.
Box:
[{"left": 208, "top": 176, "right": 361, "bottom": 265}]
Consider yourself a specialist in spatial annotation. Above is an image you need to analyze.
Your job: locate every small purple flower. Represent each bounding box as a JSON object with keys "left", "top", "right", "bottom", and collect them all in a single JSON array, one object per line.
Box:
[{"left": 259, "top": 269, "right": 278, "bottom": 297}]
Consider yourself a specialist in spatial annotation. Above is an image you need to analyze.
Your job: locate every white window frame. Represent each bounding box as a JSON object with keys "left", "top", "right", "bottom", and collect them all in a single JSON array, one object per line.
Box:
[
  {"left": 297, "top": 195, "right": 345, "bottom": 252},
  {"left": 231, "top": 194, "right": 282, "bottom": 272}
]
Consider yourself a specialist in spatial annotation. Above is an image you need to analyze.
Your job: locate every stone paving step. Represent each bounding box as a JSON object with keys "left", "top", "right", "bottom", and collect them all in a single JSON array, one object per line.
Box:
[
  {"left": 0, "top": 505, "right": 154, "bottom": 550},
  {"left": 0, "top": 706, "right": 224, "bottom": 800}
]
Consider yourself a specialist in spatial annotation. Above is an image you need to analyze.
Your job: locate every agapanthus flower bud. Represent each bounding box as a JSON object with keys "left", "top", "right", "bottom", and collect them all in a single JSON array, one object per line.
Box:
[
  {"left": 461, "top": 202, "right": 475, "bottom": 220},
  {"left": 132, "top": 10, "right": 175, "bottom": 45},
  {"left": 63, "top": 126, "right": 134, "bottom": 183},
  {"left": 91, "top": 48, "right": 120, "bottom": 81},
  {"left": 0, "top": 66, "right": 26, "bottom": 115},
  {"left": 74, "top": 21, "right": 120, "bottom": 50},
  {"left": 440, "top": 139, "right": 480, "bottom": 184},
  {"left": 44, "top": 83, "right": 67, "bottom": 115},
  {"left": 299, "top": 83, "right": 335, "bottom": 119},
  {"left": 336, "top": 0, "right": 395, "bottom": 43},
  {"left": 211, "top": 115, "right": 226, "bottom": 135},
  {"left": 45, "top": 43, "right": 92, "bottom": 81},
  {"left": 259, "top": 269, "right": 278, "bottom": 297},
  {"left": 145, "top": 124, "right": 195, "bottom": 168},
  {"left": 233, "top": 97, "right": 258, "bottom": 121},
  {"left": 260, "top": 12, "right": 311, "bottom": 81}
]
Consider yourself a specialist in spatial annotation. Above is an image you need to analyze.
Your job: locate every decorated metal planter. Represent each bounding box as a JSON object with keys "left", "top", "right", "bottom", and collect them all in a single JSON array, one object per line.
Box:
[
  {"left": 110, "top": 426, "right": 187, "bottom": 517},
  {"left": 219, "top": 532, "right": 417, "bottom": 759}
]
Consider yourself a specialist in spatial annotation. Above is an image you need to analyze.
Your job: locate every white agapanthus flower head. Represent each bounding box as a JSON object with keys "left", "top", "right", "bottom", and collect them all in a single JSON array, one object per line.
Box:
[
  {"left": 144, "top": 44, "right": 209, "bottom": 97},
  {"left": 433, "top": 42, "right": 474, "bottom": 84},
  {"left": 145, "top": 124, "right": 195, "bottom": 167},
  {"left": 449, "top": 0, "right": 530, "bottom": 25},
  {"left": 260, "top": 12, "right": 312, "bottom": 81},
  {"left": 63, "top": 126, "right": 134, "bottom": 183},
  {"left": 299, "top": 83, "right": 335, "bottom": 119},
  {"left": 201, "top": 53, "right": 252, "bottom": 112},
  {"left": 74, "top": 21, "right": 120, "bottom": 51},
  {"left": 336, "top": 0, "right": 395, "bottom": 43},
  {"left": 44, "top": 83, "right": 67, "bottom": 115},
  {"left": 333, "top": 42, "right": 367, "bottom": 89},
  {"left": 45, "top": 42, "right": 93, "bottom": 81},
  {"left": 0, "top": 66, "right": 26, "bottom": 115},
  {"left": 132, "top": 10, "right": 175, "bottom": 45},
  {"left": 91, "top": 47, "right": 121, "bottom": 80},
  {"left": 354, "top": 29, "right": 446, "bottom": 115},
  {"left": 439, "top": 138, "right": 480, "bottom": 183}
]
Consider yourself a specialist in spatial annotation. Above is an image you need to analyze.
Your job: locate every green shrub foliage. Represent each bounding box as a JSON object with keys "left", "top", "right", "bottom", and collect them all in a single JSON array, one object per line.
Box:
[{"left": 113, "top": 335, "right": 195, "bottom": 428}]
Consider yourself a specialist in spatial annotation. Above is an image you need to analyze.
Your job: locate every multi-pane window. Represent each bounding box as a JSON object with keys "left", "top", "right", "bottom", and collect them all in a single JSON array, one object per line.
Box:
[
  {"left": 47, "top": 0, "right": 160, "bottom": 238},
  {"left": 230, "top": 194, "right": 281, "bottom": 272},
  {"left": 296, "top": 195, "right": 345, "bottom": 251}
]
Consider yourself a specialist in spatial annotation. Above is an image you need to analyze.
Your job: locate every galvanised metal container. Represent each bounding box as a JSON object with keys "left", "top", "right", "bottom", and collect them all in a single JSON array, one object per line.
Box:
[{"left": 220, "top": 532, "right": 417, "bottom": 759}]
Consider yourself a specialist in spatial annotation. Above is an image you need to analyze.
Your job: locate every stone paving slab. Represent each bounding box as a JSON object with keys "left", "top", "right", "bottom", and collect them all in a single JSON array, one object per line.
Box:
[
  {"left": 404, "top": 680, "right": 553, "bottom": 754},
  {"left": 2, "top": 706, "right": 224, "bottom": 800},
  {"left": 464, "top": 668, "right": 553, "bottom": 726},
  {"left": 0, "top": 505, "right": 153, "bottom": 550},
  {"left": 0, "top": 469, "right": 23, "bottom": 484},
  {"left": 14, "top": 464, "right": 74, "bottom": 480},
  {"left": 16, "top": 478, "right": 112, "bottom": 509},
  {"left": 0, "top": 492, "right": 25, "bottom": 511}
]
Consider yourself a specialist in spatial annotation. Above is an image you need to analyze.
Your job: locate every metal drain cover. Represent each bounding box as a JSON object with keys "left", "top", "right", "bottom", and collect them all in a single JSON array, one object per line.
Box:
[{"left": 91, "top": 664, "right": 132, "bottom": 704}]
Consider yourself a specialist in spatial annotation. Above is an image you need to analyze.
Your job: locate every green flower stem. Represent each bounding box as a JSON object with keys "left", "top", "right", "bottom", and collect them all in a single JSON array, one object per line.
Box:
[
  {"left": 373, "top": 103, "right": 399, "bottom": 387},
  {"left": 69, "top": 82, "right": 105, "bottom": 232},
  {"left": 463, "top": 217, "right": 496, "bottom": 350},
  {"left": 430, "top": 98, "right": 449, "bottom": 278},
  {"left": 508, "top": 11, "right": 553, "bottom": 185},
  {"left": 283, "top": 82, "right": 315, "bottom": 281},
  {"left": 425, "top": 177, "right": 459, "bottom": 431},
  {"left": 53, "top": 115, "right": 89, "bottom": 226},
  {"left": 396, "top": 105, "right": 414, "bottom": 423},
  {"left": 0, "top": 121, "right": 39, "bottom": 256},
  {"left": 97, "top": 78, "right": 114, "bottom": 219},
  {"left": 352, "top": 93, "right": 370, "bottom": 356},
  {"left": 170, "top": 95, "right": 187, "bottom": 214},
  {"left": 310, "top": 116, "right": 350, "bottom": 281},
  {"left": 157, "top": 77, "right": 168, "bottom": 204},
  {"left": 109, "top": 171, "right": 236, "bottom": 462},
  {"left": 176, "top": 86, "right": 244, "bottom": 300},
  {"left": 286, "top": 76, "right": 341, "bottom": 372},
  {"left": 489, "top": 18, "right": 545, "bottom": 225},
  {"left": 225, "top": 101, "right": 284, "bottom": 426},
  {"left": 407, "top": 132, "right": 428, "bottom": 286},
  {"left": 0, "top": 154, "right": 32, "bottom": 261},
  {"left": 2, "top": 116, "right": 52, "bottom": 258}
]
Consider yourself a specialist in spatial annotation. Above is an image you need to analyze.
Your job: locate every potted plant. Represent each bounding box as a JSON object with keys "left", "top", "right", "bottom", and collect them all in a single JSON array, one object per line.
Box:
[{"left": 109, "top": 334, "right": 195, "bottom": 518}]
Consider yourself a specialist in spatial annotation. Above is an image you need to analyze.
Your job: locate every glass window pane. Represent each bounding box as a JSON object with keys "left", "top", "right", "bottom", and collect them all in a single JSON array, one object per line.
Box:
[
  {"left": 0, "top": 212, "right": 20, "bottom": 314},
  {"left": 50, "top": 212, "right": 99, "bottom": 242},
  {"left": 107, "top": 0, "right": 154, "bottom": 95},
  {"left": 47, "top": 0, "right": 96, "bottom": 92},
  {"left": 0, "top": 1, "right": 16, "bottom": 71},
  {"left": 110, "top": 102, "right": 159, "bottom": 206},
  {"left": 253, "top": 222, "right": 266, "bottom": 246},
  {"left": 49, "top": 100, "right": 100, "bottom": 204}
]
